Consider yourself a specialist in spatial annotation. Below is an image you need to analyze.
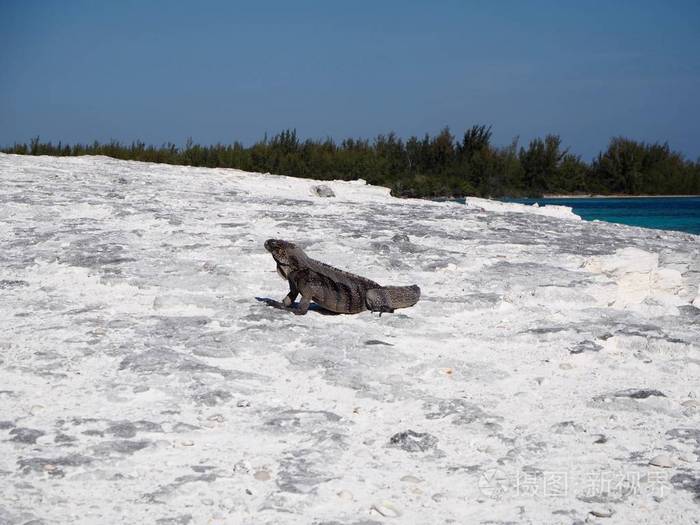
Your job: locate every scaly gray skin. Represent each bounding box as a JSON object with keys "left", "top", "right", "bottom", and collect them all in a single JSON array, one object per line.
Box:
[{"left": 264, "top": 239, "right": 421, "bottom": 315}]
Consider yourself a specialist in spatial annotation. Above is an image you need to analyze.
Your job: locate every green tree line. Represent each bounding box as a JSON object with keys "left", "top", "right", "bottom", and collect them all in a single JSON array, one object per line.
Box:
[{"left": 4, "top": 127, "right": 699, "bottom": 197}]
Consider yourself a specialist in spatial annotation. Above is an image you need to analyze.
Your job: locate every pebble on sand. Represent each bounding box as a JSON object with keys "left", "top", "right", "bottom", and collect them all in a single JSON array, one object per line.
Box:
[
  {"left": 337, "top": 490, "right": 353, "bottom": 500},
  {"left": 590, "top": 508, "right": 615, "bottom": 518},
  {"left": 310, "top": 184, "right": 336, "bottom": 198},
  {"left": 388, "top": 430, "right": 438, "bottom": 452},
  {"left": 254, "top": 470, "right": 271, "bottom": 481},
  {"left": 400, "top": 475, "right": 422, "bottom": 483},
  {"left": 371, "top": 501, "right": 402, "bottom": 518},
  {"left": 648, "top": 454, "right": 673, "bottom": 468}
]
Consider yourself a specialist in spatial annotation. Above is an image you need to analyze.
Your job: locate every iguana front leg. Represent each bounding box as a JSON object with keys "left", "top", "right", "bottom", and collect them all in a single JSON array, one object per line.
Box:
[
  {"left": 293, "top": 291, "right": 312, "bottom": 315},
  {"left": 285, "top": 269, "right": 312, "bottom": 315},
  {"left": 283, "top": 280, "right": 299, "bottom": 307}
]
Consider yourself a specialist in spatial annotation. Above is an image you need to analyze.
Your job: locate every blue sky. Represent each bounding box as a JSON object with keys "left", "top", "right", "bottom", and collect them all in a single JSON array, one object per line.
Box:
[{"left": 1, "top": 0, "right": 699, "bottom": 160}]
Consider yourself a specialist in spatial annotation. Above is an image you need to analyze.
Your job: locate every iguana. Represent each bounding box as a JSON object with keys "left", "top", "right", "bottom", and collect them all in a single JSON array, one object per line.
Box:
[{"left": 264, "top": 239, "right": 421, "bottom": 315}]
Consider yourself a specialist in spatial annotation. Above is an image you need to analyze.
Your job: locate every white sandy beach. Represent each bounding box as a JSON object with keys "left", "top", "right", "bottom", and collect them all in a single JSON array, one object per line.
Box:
[{"left": 1, "top": 154, "right": 699, "bottom": 524}]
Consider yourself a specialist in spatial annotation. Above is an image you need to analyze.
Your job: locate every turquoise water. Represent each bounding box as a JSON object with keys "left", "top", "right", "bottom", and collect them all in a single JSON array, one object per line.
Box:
[{"left": 504, "top": 196, "right": 700, "bottom": 235}]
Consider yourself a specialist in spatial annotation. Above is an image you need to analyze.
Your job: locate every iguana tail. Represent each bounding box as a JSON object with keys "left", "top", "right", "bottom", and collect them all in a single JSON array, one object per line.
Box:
[
  {"left": 365, "top": 285, "right": 421, "bottom": 314},
  {"left": 385, "top": 285, "right": 421, "bottom": 309}
]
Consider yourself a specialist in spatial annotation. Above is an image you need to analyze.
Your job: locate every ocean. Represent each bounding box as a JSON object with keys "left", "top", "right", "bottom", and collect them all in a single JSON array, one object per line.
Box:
[{"left": 504, "top": 196, "right": 700, "bottom": 235}]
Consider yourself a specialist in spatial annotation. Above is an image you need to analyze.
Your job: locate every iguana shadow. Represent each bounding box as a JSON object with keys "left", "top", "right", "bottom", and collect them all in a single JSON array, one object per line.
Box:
[{"left": 254, "top": 297, "right": 341, "bottom": 316}]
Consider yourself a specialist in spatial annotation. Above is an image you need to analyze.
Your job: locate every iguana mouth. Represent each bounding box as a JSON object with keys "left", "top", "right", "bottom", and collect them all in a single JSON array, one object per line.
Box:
[{"left": 265, "top": 239, "right": 295, "bottom": 251}]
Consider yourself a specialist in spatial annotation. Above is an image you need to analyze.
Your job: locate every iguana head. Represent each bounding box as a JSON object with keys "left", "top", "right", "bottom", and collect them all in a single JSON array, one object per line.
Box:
[{"left": 264, "top": 239, "right": 303, "bottom": 272}]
